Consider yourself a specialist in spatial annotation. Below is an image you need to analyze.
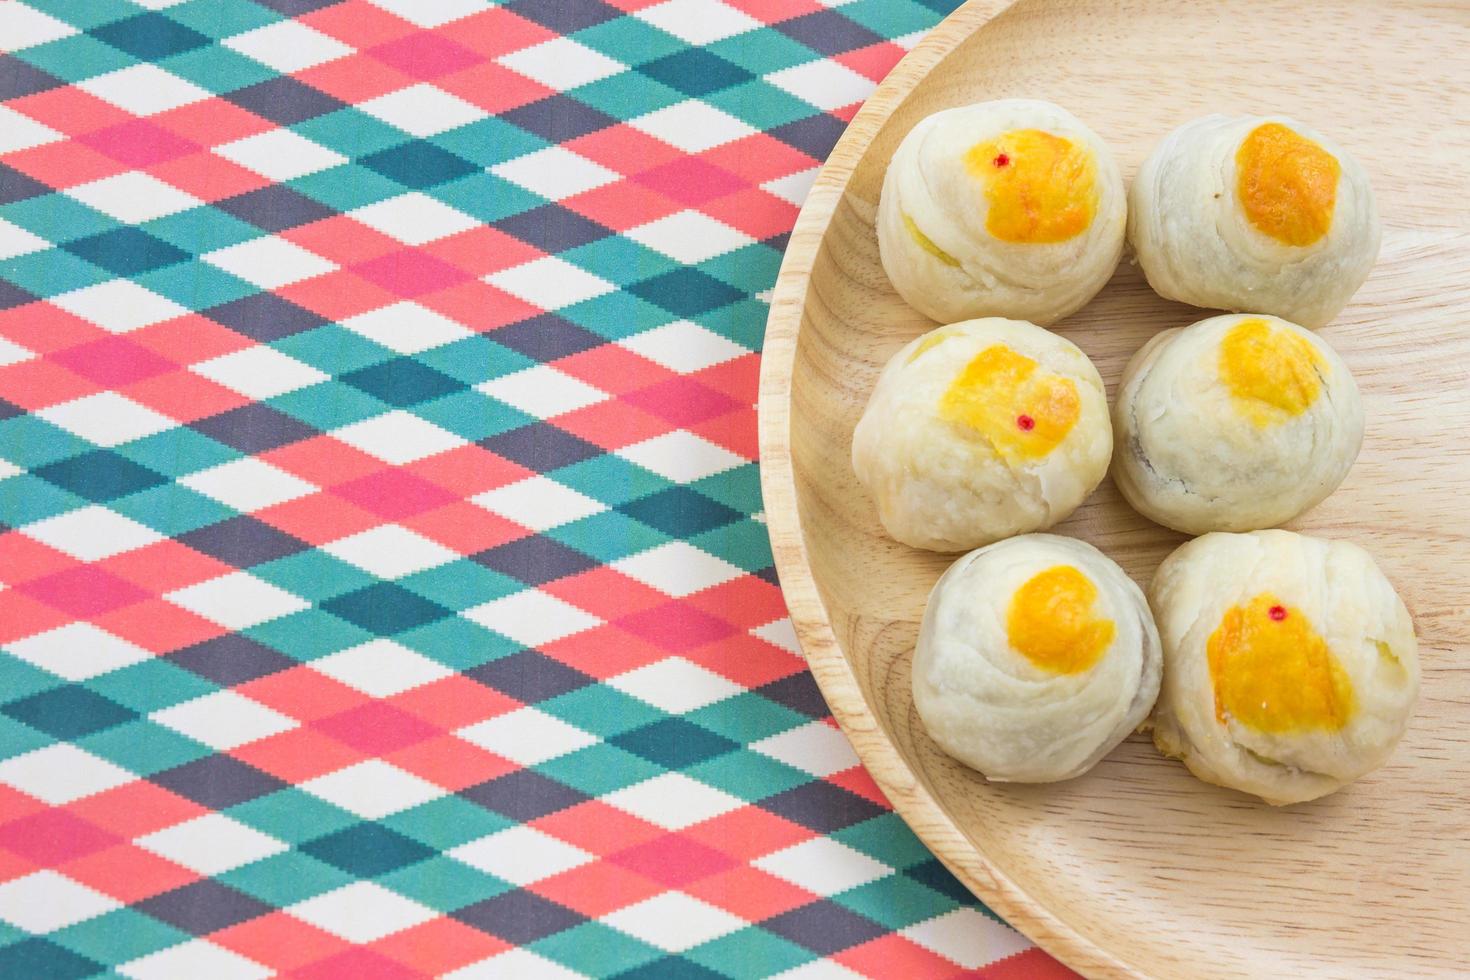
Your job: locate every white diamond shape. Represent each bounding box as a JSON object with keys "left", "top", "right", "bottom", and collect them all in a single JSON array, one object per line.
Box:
[
  {"left": 0, "top": 871, "right": 120, "bottom": 934},
  {"left": 178, "top": 457, "right": 316, "bottom": 512},
  {"left": 21, "top": 505, "right": 162, "bottom": 561},
  {"left": 120, "top": 940, "right": 270, "bottom": 980},
  {"left": 367, "top": 0, "right": 489, "bottom": 28},
  {"left": 0, "top": 217, "right": 47, "bottom": 261},
  {"left": 310, "top": 639, "right": 452, "bottom": 698},
  {"left": 753, "top": 838, "right": 889, "bottom": 897},
  {"left": 350, "top": 192, "right": 478, "bottom": 245},
  {"left": 478, "top": 365, "right": 607, "bottom": 420},
  {"left": 753, "top": 617, "right": 800, "bottom": 654},
  {"left": 456, "top": 707, "right": 597, "bottom": 766},
  {"left": 0, "top": 744, "right": 132, "bottom": 804},
  {"left": 444, "top": 950, "right": 586, "bottom": 980},
  {"left": 332, "top": 410, "right": 464, "bottom": 465},
  {"left": 625, "top": 211, "right": 754, "bottom": 264},
  {"left": 606, "top": 658, "right": 742, "bottom": 714},
  {"left": 191, "top": 345, "right": 329, "bottom": 399},
  {"left": 497, "top": 38, "right": 624, "bottom": 92},
  {"left": 602, "top": 773, "right": 741, "bottom": 830},
  {"left": 359, "top": 83, "right": 487, "bottom": 137},
  {"left": 763, "top": 166, "right": 821, "bottom": 207},
  {"left": 634, "top": 0, "right": 760, "bottom": 45},
  {"left": 0, "top": 106, "right": 60, "bottom": 154},
  {"left": 66, "top": 172, "right": 202, "bottom": 224},
  {"left": 37, "top": 392, "right": 173, "bottom": 447},
  {"left": 166, "top": 572, "right": 310, "bottom": 630},
  {"left": 4, "top": 623, "right": 151, "bottom": 682},
  {"left": 340, "top": 301, "right": 472, "bottom": 354},
  {"left": 137, "top": 813, "right": 287, "bottom": 875},
  {"left": 215, "top": 129, "right": 347, "bottom": 182},
  {"left": 472, "top": 476, "right": 605, "bottom": 533},
  {"left": 775, "top": 962, "right": 865, "bottom": 979},
  {"left": 51, "top": 280, "right": 187, "bottom": 333},
  {"left": 289, "top": 881, "right": 436, "bottom": 943},
  {"left": 901, "top": 907, "right": 1032, "bottom": 970},
  {"left": 321, "top": 524, "right": 457, "bottom": 578},
  {"left": 766, "top": 60, "right": 874, "bottom": 113},
  {"left": 601, "top": 892, "right": 744, "bottom": 952},
  {"left": 150, "top": 690, "right": 297, "bottom": 751},
  {"left": 618, "top": 430, "right": 743, "bottom": 482},
  {"left": 0, "top": 3, "right": 77, "bottom": 50},
  {"left": 301, "top": 760, "right": 444, "bottom": 819},
  {"left": 463, "top": 590, "right": 600, "bottom": 648},
  {"left": 612, "top": 541, "right": 743, "bottom": 598},
  {"left": 629, "top": 101, "right": 756, "bottom": 153},
  {"left": 0, "top": 334, "right": 34, "bottom": 369},
  {"left": 751, "top": 721, "right": 859, "bottom": 777},
  {"left": 223, "top": 19, "right": 353, "bottom": 72},
  {"left": 486, "top": 256, "right": 614, "bottom": 310},
  {"left": 619, "top": 321, "right": 747, "bottom": 374},
  {"left": 450, "top": 826, "right": 593, "bottom": 885},
  {"left": 203, "top": 237, "right": 336, "bottom": 290},
  {"left": 490, "top": 147, "right": 617, "bottom": 201},
  {"left": 77, "top": 63, "right": 209, "bottom": 116}
]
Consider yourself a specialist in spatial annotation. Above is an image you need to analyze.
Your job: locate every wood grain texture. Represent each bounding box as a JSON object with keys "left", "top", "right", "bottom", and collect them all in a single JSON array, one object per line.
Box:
[{"left": 756, "top": 1, "right": 1470, "bottom": 977}]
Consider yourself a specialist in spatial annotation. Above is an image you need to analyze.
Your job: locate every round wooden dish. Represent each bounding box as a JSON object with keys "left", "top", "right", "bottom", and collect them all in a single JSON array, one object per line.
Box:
[{"left": 757, "top": 1, "right": 1470, "bottom": 976}]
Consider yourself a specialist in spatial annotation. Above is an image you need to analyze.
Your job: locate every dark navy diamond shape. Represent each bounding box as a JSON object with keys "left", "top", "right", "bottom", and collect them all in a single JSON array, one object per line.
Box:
[
  {"left": 492, "top": 315, "right": 602, "bottom": 361},
  {"left": 611, "top": 718, "right": 738, "bottom": 769},
  {"left": 0, "top": 163, "right": 48, "bottom": 205},
  {"left": 495, "top": 204, "right": 612, "bottom": 254},
  {"left": 203, "top": 293, "right": 327, "bottom": 342},
  {"left": 191, "top": 404, "right": 317, "bottom": 453},
  {"left": 754, "top": 671, "right": 828, "bottom": 719},
  {"left": 504, "top": 0, "right": 619, "bottom": 33},
  {"left": 639, "top": 49, "right": 752, "bottom": 97},
  {"left": 0, "top": 280, "right": 37, "bottom": 311},
  {"left": 0, "top": 56, "right": 62, "bottom": 100},
  {"left": 153, "top": 754, "right": 287, "bottom": 809},
  {"left": 91, "top": 12, "right": 210, "bottom": 60},
  {"left": 168, "top": 633, "right": 295, "bottom": 686},
  {"left": 452, "top": 890, "right": 583, "bottom": 944},
  {"left": 619, "top": 487, "right": 741, "bottom": 537},
  {"left": 761, "top": 900, "right": 887, "bottom": 956},
  {"left": 225, "top": 76, "right": 346, "bottom": 125},
  {"left": 770, "top": 113, "right": 846, "bottom": 161},
  {"left": 341, "top": 357, "right": 464, "bottom": 407},
  {"left": 473, "top": 535, "right": 597, "bottom": 586},
  {"left": 752, "top": 564, "right": 781, "bottom": 587},
  {"left": 35, "top": 451, "right": 167, "bottom": 502},
  {"left": 179, "top": 515, "right": 310, "bottom": 568},
  {"left": 481, "top": 424, "right": 601, "bottom": 471},
  {"left": 136, "top": 879, "right": 272, "bottom": 935},
  {"left": 461, "top": 770, "right": 587, "bottom": 822},
  {"left": 763, "top": 231, "right": 791, "bottom": 254},
  {"left": 362, "top": 141, "right": 478, "bottom": 189},
  {"left": 613, "top": 958, "right": 726, "bottom": 980},
  {"left": 0, "top": 939, "right": 102, "bottom": 980},
  {"left": 774, "top": 10, "right": 884, "bottom": 56},
  {"left": 301, "top": 822, "right": 435, "bottom": 877},
  {"left": 0, "top": 397, "right": 22, "bottom": 422},
  {"left": 502, "top": 95, "right": 615, "bottom": 143},
  {"left": 252, "top": 0, "right": 344, "bottom": 13},
  {"left": 322, "top": 583, "right": 451, "bottom": 635},
  {"left": 628, "top": 268, "right": 745, "bottom": 317},
  {"left": 759, "top": 781, "right": 885, "bottom": 833},
  {"left": 905, "top": 858, "right": 974, "bottom": 904},
  {"left": 64, "top": 227, "right": 189, "bottom": 276},
  {"left": 3, "top": 685, "right": 136, "bottom": 740},
  {"left": 466, "top": 651, "right": 593, "bottom": 704},
  {"left": 214, "top": 185, "right": 336, "bottom": 234}
]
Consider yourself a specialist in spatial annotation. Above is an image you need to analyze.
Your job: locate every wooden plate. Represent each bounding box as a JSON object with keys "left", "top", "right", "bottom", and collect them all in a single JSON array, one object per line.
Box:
[{"left": 757, "top": 1, "right": 1470, "bottom": 976}]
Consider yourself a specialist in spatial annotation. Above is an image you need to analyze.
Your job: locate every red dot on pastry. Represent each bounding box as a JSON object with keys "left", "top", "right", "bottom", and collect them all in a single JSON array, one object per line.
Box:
[
  {"left": 1268, "top": 605, "right": 1287, "bottom": 621},
  {"left": 1016, "top": 414, "right": 1034, "bottom": 431},
  {"left": 993, "top": 153, "right": 1010, "bottom": 167}
]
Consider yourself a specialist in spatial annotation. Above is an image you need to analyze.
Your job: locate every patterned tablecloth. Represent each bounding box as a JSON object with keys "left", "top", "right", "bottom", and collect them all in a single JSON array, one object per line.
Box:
[{"left": 0, "top": 1, "right": 1075, "bottom": 976}]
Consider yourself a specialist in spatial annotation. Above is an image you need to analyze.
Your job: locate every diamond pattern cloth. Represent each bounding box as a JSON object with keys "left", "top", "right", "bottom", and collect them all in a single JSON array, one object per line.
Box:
[{"left": 0, "top": 1, "right": 1075, "bottom": 976}]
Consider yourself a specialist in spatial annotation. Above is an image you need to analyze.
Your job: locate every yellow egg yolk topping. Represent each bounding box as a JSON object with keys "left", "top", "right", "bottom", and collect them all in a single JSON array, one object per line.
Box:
[
  {"left": 1006, "top": 565, "right": 1115, "bottom": 674},
  {"left": 1235, "top": 122, "right": 1340, "bottom": 247},
  {"left": 902, "top": 213, "right": 960, "bottom": 266},
  {"left": 1207, "top": 594, "right": 1355, "bottom": 734},
  {"left": 939, "top": 344, "right": 1081, "bottom": 461},
  {"left": 964, "top": 129, "right": 1098, "bottom": 244},
  {"left": 1218, "top": 317, "right": 1324, "bottom": 426}
]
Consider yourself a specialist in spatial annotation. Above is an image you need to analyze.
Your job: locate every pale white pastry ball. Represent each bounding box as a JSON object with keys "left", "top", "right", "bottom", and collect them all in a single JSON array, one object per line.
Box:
[
  {"left": 914, "top": 534, "right": 1161, "bottom": 783},
  {"left": 1113, "top": 313, "right": 1363, "bottom": 534},
  {"left": 852, "top": 317, "right": 1111, "bottom": 552},
  {"left": 1149, "top": 530, "right": 1418, "bottom": 805},
  {"left": 1129, "top": 114, "right": 1380, "bottom": 328},
  {"left": 877, "top": 99, "right": 1126, "bottom": 326}
]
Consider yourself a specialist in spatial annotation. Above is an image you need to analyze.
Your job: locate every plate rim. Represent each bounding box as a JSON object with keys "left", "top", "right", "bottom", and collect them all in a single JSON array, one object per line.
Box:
[{"left": 756, "top": 2, "right": 1140, "bottom": 976}]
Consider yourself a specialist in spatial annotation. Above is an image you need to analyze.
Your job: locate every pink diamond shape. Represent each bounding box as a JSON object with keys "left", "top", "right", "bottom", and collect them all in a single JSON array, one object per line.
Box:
[
  {"left": 79, "top": 120, "right": 199, "bottom": 168},
  {"left": 0, "top": 810, "right": 120, "bottom": 865},
  {"left": 622, "top": 378, "right": 743, "bottom": 427},
  {"left": 313, "top": 702, "right": 439, "bottom": 755},
  {"left": 369, "top": 33, "right": 481, "bottom": 79},
  {"left": 21, "top": 566, "right": 150, "bottom": 618},
  {"left": 332, "top": 469, "right": 457, "bottom": 520},
  {"left": 616, "top": 602, "right": 739, "bottom": 652},
  {"left": 632, "top": 158, "right": 747, "bottom": 206},
  {"left": 51, "top": 337, "right": 177, "bottom": 387},
  {"left": 353, "top": 251, "right": 468, "bottom": 299},
  {"left": 609, "top": 834, "right": 738, "bottom": 887}
]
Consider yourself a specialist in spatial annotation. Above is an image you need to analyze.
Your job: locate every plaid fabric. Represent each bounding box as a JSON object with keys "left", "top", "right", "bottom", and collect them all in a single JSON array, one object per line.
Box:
[{"left": 0, "top": 1, "right": 1075, "bottom": 976}]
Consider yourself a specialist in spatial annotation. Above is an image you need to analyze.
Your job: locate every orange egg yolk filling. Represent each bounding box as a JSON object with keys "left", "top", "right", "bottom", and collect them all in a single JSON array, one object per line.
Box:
[
  {"left": 1006, "top": 565, "right": 1115, "bottom": 675},
  {"left": 1218, "top": 318, "right": 1324, "bottom": 426},
  {"left": 964, "top": 129, "right": 1098, "bottom": 244},
  {"left": 939, "top": 344, "right": 1080, "bottom": 461},
  {"left": 1235, "top": 122, "right": 1340, "bottom": 247}
]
